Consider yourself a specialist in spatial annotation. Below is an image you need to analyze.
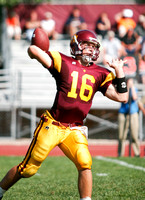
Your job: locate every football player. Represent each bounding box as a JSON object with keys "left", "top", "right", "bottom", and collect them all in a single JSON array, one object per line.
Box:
[{"left": 0, "top": 30, "right": 128, "bottom": 200}]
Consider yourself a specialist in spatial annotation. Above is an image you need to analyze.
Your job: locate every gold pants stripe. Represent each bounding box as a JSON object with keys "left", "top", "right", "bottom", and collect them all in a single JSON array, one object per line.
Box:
[{"left": 18, "top": 119, "right": 44, "bottom": 172}]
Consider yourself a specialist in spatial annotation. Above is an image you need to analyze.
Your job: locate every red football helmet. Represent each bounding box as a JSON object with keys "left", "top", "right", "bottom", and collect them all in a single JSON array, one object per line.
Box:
[{"left": 70, "top": 30, "right": 100, "bottom": 61}]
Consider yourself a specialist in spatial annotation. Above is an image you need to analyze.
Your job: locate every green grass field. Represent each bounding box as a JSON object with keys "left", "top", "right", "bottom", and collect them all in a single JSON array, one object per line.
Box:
[{"left": 0, "top": 156, "right": 145, "bottom": 200}]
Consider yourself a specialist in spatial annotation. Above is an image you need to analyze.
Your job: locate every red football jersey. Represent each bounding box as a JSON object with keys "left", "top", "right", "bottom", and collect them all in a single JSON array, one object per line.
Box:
[{"left": 47, "top": 51, "right": 115, "bottom": 125}]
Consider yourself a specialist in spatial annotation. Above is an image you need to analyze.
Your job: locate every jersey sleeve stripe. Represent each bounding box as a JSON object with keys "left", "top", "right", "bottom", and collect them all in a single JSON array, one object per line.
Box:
[
  {"left": 100, "top": 71, "right": 115, "bottom": 87},
  {"left": 50, "top": 51, "right": 62, "bottom": 72}
]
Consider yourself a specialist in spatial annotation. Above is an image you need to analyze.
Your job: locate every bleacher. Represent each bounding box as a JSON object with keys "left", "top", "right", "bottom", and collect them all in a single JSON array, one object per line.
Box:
[
  {"left": 0, "top": 39, "right": 123, "bottom": 138},
  {"left": 0, "top": 37, "right": 145, "bottom": 139},
  {"left": 9, "top": 39, "right": 121, "bottom": 109},
  {"left": 1, "top": 3, "right": 145, "bottom": 139},
  {"left": 0, "top": 39, "right": 143, "bottom": 139}
]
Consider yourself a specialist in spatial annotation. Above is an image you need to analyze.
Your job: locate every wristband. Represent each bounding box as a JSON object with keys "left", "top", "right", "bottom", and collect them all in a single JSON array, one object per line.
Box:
[{"left": 116, "top": 77, "right": 127, "bottom": 93}]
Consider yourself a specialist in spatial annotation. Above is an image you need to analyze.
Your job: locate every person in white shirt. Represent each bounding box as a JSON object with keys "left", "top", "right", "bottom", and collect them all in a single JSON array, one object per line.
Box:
[
  {"left": 40, "top": 12, "right": 57, "bottom": 40},
  {"left": 102, "top": 30, "right": 124, "bottom": 68}
]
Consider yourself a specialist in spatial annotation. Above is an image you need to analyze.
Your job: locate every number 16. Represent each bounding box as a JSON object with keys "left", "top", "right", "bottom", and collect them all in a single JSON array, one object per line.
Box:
[{"left": 67, "top": 71, "right": 95, "bottom": 102}]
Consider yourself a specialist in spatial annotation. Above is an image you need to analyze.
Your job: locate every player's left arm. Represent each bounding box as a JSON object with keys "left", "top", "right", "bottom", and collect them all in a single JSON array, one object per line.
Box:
[{"left": 105, "top": 59, "right": 128, "bottom": 103}]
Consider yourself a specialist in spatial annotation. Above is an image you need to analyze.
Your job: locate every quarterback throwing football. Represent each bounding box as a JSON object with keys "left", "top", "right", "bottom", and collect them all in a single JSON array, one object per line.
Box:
[{"left": 0, "top": 30, "right": 128, "bottom": 200}]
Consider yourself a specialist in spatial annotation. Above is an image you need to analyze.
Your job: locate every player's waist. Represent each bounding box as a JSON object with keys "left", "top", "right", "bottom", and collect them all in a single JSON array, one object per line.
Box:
[
  {"left": 41, "top": 110, "right": 82, "bottom": 128},
  {"left": 52, "top": 121, "right": 81, "bottom": 128}
]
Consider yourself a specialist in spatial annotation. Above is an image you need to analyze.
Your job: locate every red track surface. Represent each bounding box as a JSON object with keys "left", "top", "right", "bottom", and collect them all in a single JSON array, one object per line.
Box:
[{"left": 0, "top": 140, "right": 144, "bottom": 157}]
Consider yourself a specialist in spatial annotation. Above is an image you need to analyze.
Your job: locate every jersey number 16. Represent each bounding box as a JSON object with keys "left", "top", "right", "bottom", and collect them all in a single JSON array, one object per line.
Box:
[{"left": 67, "top": 71, "right": 95, "bottom": 102}]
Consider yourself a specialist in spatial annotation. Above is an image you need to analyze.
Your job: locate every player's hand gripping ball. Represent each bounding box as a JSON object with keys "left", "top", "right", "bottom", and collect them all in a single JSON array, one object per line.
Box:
[{"left": 31, "top": 28, "right": 49, "bottom": 52}]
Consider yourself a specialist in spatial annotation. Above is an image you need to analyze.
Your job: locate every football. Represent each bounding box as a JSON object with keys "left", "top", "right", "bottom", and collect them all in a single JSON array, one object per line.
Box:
[{"left": 31, "top": 28, "right": 49, "bottom": 52}]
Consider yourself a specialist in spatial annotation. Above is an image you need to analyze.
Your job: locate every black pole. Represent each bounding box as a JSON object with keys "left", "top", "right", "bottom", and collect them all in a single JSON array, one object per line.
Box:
[{"left": 128, "top": 87, "right": 132, "bottom": 157}]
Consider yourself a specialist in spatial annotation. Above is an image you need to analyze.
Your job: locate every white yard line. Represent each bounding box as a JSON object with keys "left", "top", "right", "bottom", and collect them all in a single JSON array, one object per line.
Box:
[
  {"left": 96, "top": 173, "right": 109, "bottom": 176},
  {"left": 96, "top": 156, "right": 145, "bottom": 172}
]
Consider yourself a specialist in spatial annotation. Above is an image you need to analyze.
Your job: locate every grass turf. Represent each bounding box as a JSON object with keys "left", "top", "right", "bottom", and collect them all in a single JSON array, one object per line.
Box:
[{"left": 0, "top": 156, "right": 145, "bottom": 200}]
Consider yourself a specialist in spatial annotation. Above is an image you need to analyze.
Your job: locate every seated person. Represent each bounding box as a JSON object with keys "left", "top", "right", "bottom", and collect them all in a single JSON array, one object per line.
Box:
[
  {"left": 102, "top": 30, "right": 123, "bottom": 67},
  {"left": 121, "top": 28, "right": 141, "bottom": 55},
  {"left": 95, "top": 12, "right": 111, "bottom": 39},
  {"left": 115, "top": 9, "right": 136, "bottom": 38},
  {"left": 40, "top": 12, "right": 58, "bottom": 40},
  {"left": 6, "top": 10, "right": 21, "bottom": 40},
  {"left": 24, "top": 10, "right": 40, "bottom": 41},
  {"left": 135, "top": 14, "right": 145, "bottom": 42},
  {"left": 63, "top": 7, "right": 87, "bottom": 38}
]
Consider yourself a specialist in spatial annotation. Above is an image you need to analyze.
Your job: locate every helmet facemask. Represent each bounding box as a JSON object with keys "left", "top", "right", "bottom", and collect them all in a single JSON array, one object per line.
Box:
[{"left": 79, "top": 42, "right": 100, "bottom": 63}]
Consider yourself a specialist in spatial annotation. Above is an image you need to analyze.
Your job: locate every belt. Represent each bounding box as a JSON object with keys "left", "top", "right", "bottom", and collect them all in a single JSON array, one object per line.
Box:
[
  {"left": 41, "top": 113, "right": 82, "bottom": 128},
  {"left": 52, "top": 121, "right": 81, "bottom": 128}
]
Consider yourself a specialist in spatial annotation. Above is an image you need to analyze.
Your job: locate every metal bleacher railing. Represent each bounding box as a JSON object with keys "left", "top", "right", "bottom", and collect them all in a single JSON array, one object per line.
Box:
[
  {"left": 0, "top": 6, "right": 16, "bottom": 138},
  {"left": 0, "top": 37, "right": 145, "bottom": 139},
  {"left": 3, "top": 38, "right": 144, "bottom": 140},
  {"left": 10, "top": 39, "right": 120, "bottom": 138},
  {"left": 0, "top": 36, "right": 120, "bottom": 139}
]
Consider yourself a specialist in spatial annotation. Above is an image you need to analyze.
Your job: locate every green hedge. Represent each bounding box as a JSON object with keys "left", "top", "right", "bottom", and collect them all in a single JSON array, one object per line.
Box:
[{"left": 0, "top": 0, "right": 51, "bottom": 7}]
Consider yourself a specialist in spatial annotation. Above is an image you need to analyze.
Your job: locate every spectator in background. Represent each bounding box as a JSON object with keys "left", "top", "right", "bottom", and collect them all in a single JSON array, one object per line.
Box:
[
  {"left": 95, "top": 12, "right": 111, "bottom": 39},
  {"left": 102, "top": 30, "right": 123, "bottom": 67},
  {"left": 40, "top": 12, "right": 58, "bottom": 40},
  {"left": 25, "top": 10, "right": 40, "bottom": 41},
  {"left": 121, "top": 28, "right": 141, "bottom": 55},
  {"left": 118, "top": 78, "right": 140, "bottom": 157},
  {"left": 63, "top": 7, "right": 87, "bottom": 38},
  {"left": 115, "top": 9, "right": 136, "bottom": 39},
  {"left": 135, "top": 14, "right": 145, "bottom": 41},
  {"left": 6, "top": 10, "right": 21, "bottom": 40}
]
